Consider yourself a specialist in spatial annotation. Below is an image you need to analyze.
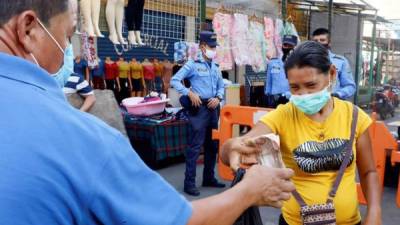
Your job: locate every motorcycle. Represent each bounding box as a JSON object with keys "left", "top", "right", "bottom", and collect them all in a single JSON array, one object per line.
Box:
[{"left": 373, "top": 88, "right": 395, "bottom": 120}]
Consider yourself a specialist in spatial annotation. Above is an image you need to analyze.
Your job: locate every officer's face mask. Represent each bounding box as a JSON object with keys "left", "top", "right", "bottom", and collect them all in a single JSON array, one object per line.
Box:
[
  {"left": 290, "top": 79, "right": 332, "bottom": 115},
  {"left": 202, "top": 46, "right": 217, "bottom": 60},
  {"left": 30, "top": 19, "right": 73, "bottom": 87}
]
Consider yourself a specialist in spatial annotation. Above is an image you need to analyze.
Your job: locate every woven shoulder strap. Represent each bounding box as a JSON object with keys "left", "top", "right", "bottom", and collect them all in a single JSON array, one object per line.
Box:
[{"left": 292, "top": 106, "right": 359, "bottom": 206}]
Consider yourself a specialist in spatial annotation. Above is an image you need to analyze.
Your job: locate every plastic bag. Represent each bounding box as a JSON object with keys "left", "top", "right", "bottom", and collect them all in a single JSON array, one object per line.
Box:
[{"left": 231, "top": 168, "right": 264, "bottom": 225}]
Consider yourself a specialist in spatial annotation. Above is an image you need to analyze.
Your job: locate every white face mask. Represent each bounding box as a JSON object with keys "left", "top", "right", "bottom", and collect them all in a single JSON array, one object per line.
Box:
[{"left": 204, "top": 49, "right": 217, "bottom": 60}]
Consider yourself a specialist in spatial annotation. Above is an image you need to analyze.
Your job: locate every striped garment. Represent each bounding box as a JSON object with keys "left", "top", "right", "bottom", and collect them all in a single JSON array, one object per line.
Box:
[{"left": 63, "top": 73, "right": 94, "bottom": 96}]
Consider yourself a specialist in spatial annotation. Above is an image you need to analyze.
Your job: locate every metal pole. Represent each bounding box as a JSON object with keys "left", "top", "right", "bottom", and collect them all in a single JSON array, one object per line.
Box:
[
  {"left": 307, "top": 5, "right": 312, "bottom": 40},
  {"left": 328, "top": 0, "right": 334, "bottom": 34},
  {"left": 282, "top": 0, "right": 287, "bottom": 25},
  {"left": 368, "top": 12, "right": 377, "bottom": 88},
  {"left": 354, "top": 10, "right": 362, "bottom": 104},
  {"left": 200, "top": 0, "right": 206, "bottom": 29}
]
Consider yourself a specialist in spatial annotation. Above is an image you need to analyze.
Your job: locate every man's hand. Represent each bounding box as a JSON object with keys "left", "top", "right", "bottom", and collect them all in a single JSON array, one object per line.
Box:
[
  {"left": 207, "top": 98, "right": 220, "bottom": 109},
  {"left": 188, "top": 91, "right": 202, "bottom": 107},
  {"left": 241, "top": 165, "right": 295, "bottom": 207}
]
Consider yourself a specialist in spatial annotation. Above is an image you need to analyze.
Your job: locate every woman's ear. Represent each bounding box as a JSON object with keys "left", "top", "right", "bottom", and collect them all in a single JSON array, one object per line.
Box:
[{"left": 329, "top": 64, "right": 337, "bottom": 83}]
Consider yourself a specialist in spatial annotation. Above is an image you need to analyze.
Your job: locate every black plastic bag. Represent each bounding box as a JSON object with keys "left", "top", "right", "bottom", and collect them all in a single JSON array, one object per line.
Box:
[{"left": 231, "top": 168, "right": 264, "bottom": 225}]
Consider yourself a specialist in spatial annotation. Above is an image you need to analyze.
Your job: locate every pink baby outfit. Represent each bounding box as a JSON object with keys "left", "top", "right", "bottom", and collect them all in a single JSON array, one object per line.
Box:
[
  {"left": 231, "top": 13, "right": 251, "bottom": 66},
  {"left": 249, "top": 21, "right": 267, "bottom": 72},
  {"left": 213, "top": 12, "right": 234, "bottom": 71},
  {"left": 264, "top": 17, "right": 278, "bottom": 59}
]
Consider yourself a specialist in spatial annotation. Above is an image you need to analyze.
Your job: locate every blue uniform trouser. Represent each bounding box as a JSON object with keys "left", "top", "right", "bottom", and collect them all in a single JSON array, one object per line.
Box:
[{"left": 184, "top": 105, "right": 219, "bottom": 188}]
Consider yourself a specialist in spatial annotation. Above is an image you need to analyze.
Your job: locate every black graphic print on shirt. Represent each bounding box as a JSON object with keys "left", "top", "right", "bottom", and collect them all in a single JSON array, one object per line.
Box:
[{"left": 293, "top": 138, "right": 353, "bottom": 173}]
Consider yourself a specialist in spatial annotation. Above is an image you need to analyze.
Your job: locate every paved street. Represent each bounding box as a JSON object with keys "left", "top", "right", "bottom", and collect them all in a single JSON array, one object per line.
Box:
[{"left": 156, "top": 110, "right": 400, "bottom": 224}]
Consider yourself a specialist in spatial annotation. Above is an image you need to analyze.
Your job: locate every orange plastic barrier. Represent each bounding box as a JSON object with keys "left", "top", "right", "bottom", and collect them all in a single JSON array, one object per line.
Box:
[
  {"left": 212, "top": 105, "right": 272, "bottom": 180},
  {"left": 391, "top": 143, "right": 400, "bottom": 208},
  {"left": 356, "top": 116, "right": 396, "bottom": 204},
  {"left": 213, "top": 106, "right": 396, "bottom": 206}
]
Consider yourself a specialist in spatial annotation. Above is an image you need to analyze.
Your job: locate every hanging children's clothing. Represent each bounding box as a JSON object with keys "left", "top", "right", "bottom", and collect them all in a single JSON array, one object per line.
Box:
[
  {"left": 213, "top": 12, "right": 234, "bottom": 71},
  {"left": 249, "top": 21, "right": 267, "bottom": 73},
  {"left": 264, "top": 17, "right": 278, "bottom": 59},
  {"left": 274, "top": 19, "right": 284, "bottom": 58},
  {"left": 186, "top": 42, "right": 202, "bottom": 61},
  {"left": 231, "top": 14, "right": 251, "bottom": 66},
  {"left": 174, "top": 41, "right": 188, "bottom": 63}
]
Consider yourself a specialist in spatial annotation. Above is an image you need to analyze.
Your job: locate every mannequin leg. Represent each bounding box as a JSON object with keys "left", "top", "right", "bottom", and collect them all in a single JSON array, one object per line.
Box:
[
  {"left": 134, "top": 0, "right": 145, "bottom": 45},
  {"left": 125, "top": 0, "right": 137, "bottom": 45},
  {"left": 91, "top": 0, "right": 104, "bottom": 37},
  {"left": 106, "top": 0, "right": 120, "bottom": 44},
  {"left": 115, "top": 0, "right": 127, "bottom": 44},
  {"left": 80, "top": 0, "right": 95, "bottom": 37}
]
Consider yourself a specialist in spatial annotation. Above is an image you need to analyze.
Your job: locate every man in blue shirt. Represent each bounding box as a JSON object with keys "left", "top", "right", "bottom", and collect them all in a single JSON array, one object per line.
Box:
[
  {"left": 265, "top": 35, "right": 297, "bottom": 108},
  {"left": 171, "top": 31, "right": 226, "bottom": 196},
  {"left": 312, "top": 28, "right": 356, "bottom": 100},
  {"left": 0, "top": 1, "right": 295, "bottom": 224}
]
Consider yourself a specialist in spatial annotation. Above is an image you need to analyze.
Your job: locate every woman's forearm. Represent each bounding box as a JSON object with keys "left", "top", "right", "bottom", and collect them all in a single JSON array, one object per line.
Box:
[{"left": 360, "top": 170, "right": 381, "bottom": 211}]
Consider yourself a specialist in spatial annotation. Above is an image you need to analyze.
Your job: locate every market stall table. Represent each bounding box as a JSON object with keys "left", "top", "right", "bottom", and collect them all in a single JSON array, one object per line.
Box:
[{"left": 124, "top": 113, "right": 191, "bottom": 169}]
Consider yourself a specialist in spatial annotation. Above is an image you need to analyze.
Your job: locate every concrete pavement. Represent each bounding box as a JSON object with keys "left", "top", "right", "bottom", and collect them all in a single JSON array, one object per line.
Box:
[{"left": 157, "top": 162, "right": 400, "bottom": 225}]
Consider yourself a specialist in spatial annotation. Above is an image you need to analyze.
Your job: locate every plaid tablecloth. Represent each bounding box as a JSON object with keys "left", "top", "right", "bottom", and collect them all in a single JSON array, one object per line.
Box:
[{"left": 124, "top": 116, "right": 191, "bottom": 161}]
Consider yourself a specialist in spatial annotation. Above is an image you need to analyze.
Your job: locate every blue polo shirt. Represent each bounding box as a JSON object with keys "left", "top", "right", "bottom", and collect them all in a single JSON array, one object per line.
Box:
[{"left": 0, "top": 53, "right": 192, "bottom": 225}]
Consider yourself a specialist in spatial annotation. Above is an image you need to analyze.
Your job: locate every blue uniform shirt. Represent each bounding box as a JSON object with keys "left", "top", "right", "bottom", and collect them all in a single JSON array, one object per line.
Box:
[
  {"left": 171, "top": 56, "right": 225, "bottom": 99},
  {"left": 265, "top": 58, "right": 291, "bottom": 97},
  {"left": 329, "top": 51, "right": 356, "bottom": 99},
  {"left": 0, "top": 53, "right": 192, "bottom": 225}
]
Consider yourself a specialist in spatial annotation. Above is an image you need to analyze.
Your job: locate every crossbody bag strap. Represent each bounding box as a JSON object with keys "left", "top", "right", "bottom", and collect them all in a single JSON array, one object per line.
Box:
[{"left": 327, "top": 106, "right": 359, "bottom": 202}]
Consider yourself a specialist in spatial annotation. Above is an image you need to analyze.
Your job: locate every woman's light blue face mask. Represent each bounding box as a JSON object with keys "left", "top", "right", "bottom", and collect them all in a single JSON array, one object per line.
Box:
[
  {"left": 290, "top": 80, "right": 332, "bottom": 115},
  {"left": 30, "top": 19, "right": 73, "bottom": 88}
]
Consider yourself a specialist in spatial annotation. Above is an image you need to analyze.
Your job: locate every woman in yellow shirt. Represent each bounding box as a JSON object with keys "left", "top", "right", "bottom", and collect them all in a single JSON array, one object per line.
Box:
[{"left": 221, "top": 41, "right": 381, "bottom": 225}]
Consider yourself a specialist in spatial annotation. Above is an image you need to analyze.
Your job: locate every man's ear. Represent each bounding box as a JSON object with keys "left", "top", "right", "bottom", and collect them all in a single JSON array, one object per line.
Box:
[{"left": 15, "top": 11, "right": 40, "bottom": 54}]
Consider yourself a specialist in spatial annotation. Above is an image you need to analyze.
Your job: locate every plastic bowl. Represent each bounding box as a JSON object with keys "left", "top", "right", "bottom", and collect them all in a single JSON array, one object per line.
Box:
[{"left": 122, "top": 97, "right": 170, "bottom": 116}]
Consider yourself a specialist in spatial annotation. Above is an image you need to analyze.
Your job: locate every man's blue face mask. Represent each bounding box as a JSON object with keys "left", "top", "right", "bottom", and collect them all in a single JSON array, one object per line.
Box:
[{"left": 30, "top": 19, "right": 73, "bottom": 88}]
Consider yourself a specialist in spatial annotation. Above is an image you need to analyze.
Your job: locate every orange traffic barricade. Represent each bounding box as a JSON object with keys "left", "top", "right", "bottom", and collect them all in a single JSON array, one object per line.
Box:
[
  {"left": 212, "top": 105, "right": 273, "bottom": 180},
  {"left": 213, "top": 106, "right": 396, "bottom": 206},
  {"left": 391, "top": 142, "right": 400, "bottom": 208},
  {"left": 357, "top": 113, "right": 397, "bottom": 205}
]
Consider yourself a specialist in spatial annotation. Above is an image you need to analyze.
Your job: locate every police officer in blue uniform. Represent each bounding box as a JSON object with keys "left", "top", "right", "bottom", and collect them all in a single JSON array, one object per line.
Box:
[
  {"left": 265, "top": 35, "right": 297, "bottom": 108},
  {"left": 171, "top": 31, "right": 226, "bottom": 196},
  {"left": 312, "top": 28, "right": 356, "bottom": 100}
]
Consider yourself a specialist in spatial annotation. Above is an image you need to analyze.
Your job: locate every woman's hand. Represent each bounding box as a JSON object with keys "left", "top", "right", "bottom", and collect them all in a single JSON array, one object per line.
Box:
[{"left": 227, "top": 136, "right": 268, "bottom": 171}]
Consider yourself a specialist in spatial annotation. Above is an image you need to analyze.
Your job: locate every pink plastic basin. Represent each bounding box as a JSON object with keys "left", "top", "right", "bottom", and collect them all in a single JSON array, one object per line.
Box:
[{"left": 122, "top": 97, "right": 170, "bottom": 116}]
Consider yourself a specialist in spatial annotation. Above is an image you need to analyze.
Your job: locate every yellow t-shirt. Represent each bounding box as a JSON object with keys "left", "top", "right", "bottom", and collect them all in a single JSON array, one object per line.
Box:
[
  {"left": 130, "top": 63, "right": 143, "bottom": 79},
  {"left": 118, "top": 62, "right": 130, "bottom": 79},
  {"left": 260, "top": 98, "right": 372, "bottom": 225}
]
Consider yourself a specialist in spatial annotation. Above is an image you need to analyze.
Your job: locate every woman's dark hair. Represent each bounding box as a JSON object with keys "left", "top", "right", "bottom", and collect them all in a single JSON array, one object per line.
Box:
[
  {"left": 284, "top": 41, "right": 332, "bottom": 75},
  {"left": 0, "top": 0, "right": 69, "bottom": 26}
]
